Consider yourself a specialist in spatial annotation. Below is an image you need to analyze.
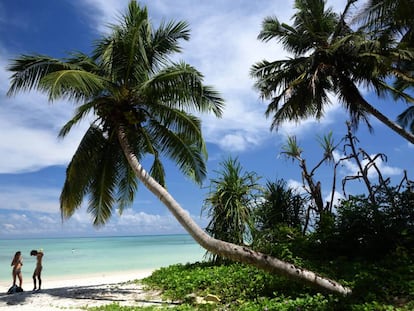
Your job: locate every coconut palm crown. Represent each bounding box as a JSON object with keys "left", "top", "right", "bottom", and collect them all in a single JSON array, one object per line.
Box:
[
  {"left": 7, "top": 1, "right": 224, "bottom": 225},
  {"left": 358, "top": 0, "right": 414, "bottom": 133},
  {"left": 251, "top": 0, "right": 414, "bottom": 143}
]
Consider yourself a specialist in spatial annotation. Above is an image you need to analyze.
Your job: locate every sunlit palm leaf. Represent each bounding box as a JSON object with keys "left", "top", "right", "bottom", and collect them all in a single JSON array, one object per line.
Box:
[
  {"left": 7, "top": 55, "right": 73, "bottom": 96},
  {"left": 39, "top": 70, "right": 107, "bottom": 101}
]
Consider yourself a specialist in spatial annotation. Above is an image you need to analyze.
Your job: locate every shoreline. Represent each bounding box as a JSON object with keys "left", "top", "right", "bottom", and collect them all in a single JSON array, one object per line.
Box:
[{"left": 0, "top": 268, "right": 155, "bottom": 291}]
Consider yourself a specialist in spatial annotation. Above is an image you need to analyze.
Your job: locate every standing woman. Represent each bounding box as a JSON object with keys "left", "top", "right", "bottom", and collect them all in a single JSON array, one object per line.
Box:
[
  {"left": 30, "top": 249, "right": 43, "bottom": 291},
  {"left": 11, "top": 251, "right": 23, "bottom": 288}
]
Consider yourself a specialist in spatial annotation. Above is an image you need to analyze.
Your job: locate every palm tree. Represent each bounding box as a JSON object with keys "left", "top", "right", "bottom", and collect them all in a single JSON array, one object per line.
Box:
[
  {"left": 251, "top": 0, "right": 414, "bottom": 144},
  {"left": 358, "top": 0, "right": 414, "bottom": 44},
  {"left": 202, "top": 157, "right": 260, "bottom": 263},
  {"left": 252, "top": 179, "right": 306, "bottom": 256},
  {"left": 255, "top": 179, "right": 305, "bottom": 231},
  {"left": 7, "top": 1, "right": 350, "bottom": 295},
  {"left": 357, "top": 0, "right": 414, "bottom": 134}
]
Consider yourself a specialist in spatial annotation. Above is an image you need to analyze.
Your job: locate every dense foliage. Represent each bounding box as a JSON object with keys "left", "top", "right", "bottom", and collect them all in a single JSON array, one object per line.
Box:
[
  {"left": 88, "top": 249, "right": 413, "bottom": 310},
  {"left": 202, "top": 157, "right": 261, "bottom": 263},
  {"left": 251, "top": 0, "right": 414, "bottom": 144}
]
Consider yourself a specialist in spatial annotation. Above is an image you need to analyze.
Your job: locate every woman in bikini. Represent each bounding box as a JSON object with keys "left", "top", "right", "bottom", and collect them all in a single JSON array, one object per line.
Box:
[{"left": 11, "top": 251, "right": 23, "bottom": 288}]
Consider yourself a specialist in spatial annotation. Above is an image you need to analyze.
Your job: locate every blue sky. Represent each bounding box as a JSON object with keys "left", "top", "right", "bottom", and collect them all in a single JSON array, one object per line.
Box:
[{"left": 0, "top": 0, "right": 412, "bottom": 238}]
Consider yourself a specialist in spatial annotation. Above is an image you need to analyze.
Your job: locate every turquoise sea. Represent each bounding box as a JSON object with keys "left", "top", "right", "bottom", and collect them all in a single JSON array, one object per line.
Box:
[{"left": 0, "top": 234, "right": 205, "bottom": 286}]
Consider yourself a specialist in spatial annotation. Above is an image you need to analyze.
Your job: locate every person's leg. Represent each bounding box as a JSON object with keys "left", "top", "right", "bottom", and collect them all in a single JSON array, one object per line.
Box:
[
  {"left": 17, "top": 272, "right": 22, "bottom": 288},
  {"left": 38, "top": 268, "right": 42, "bottom": 290},
  {"left": 32, "top": 272, "right": 37, "bottom": 290},
  {"left": 12, "top": 271, "right": 16, "bottom": 286}
]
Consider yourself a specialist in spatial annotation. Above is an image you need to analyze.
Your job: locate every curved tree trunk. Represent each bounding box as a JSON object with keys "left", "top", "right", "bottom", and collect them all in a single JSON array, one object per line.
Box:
[
  {"left": 361, "top": 99, "right": 414, "bottom": 144},
  {"left": 118, "top": 129, "right": 352, "bottom": 296},
  {"left": 339, "top": 74, "right": 414, "bottom": 144}
]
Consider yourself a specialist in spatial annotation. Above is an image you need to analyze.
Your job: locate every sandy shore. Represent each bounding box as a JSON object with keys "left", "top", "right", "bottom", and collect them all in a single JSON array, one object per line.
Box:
[{"left": 0, "top": 269, "right": 170, "bottom": 310}]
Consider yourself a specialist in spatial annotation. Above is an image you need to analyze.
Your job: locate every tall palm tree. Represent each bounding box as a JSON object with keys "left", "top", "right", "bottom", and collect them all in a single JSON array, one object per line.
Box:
[
  {"left": 7, "top": 1, "right": 350, "bottom": 295},
  {"left": 357, "top": 0, "right": 414, "bottom": 134},
  {"left": 251, "top": 0, "right": 414, "bottom": 144},
  {"left": 203, "top": 157, "right": 260, "bottom": 263}
]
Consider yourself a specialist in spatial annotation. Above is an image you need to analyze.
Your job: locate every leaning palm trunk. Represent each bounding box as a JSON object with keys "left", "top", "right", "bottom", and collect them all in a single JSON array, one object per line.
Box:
[
  {"left": 338, "top": 74, "right": 414, "bottom": 144},
  {"left": 118, "top": 129, "right": 352, "bottom": 296},
  {"left": 362, "top": 100, "right": 414, "bottom": 144}
]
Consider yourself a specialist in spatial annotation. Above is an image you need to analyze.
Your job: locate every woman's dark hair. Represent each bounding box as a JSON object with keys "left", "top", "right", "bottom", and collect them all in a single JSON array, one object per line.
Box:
[{"left": 30, "top": 250, "right": 37, "bottom": 256}]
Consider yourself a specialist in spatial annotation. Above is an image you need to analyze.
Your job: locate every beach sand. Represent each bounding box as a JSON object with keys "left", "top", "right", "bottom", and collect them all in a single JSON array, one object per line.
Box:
[{"left": 0, "top": 269, "right": 169, "bottom": 310}]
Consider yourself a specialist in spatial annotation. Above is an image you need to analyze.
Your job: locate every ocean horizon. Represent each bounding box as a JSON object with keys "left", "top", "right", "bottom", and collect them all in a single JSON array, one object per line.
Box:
[{"left": 0, "top": 234, "right": 206, "bottom": 288}]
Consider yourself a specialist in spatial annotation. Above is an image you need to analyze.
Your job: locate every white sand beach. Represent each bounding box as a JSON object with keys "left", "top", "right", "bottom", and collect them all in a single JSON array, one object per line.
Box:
[{"left": 0, "top": 269, "right": 168, "bottom": 310}]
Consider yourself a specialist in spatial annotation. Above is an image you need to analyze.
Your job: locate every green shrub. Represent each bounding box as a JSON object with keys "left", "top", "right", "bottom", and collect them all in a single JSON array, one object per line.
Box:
[
  {"left": 142, "top": 262, "right": 313, "bottom": 304},
  {"left": 238, "top": 294, "right": 330, "bottom": 311}
]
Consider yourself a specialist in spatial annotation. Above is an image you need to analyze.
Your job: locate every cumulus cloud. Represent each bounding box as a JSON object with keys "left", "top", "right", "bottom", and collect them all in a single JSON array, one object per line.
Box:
[
  {"left": 286, "top": 179, "right": 306, "bottom": 194},
  {"left": 0, "top": 185, "right": 61, "bottom": 213},
  {"left": 0, "top": 207, "right": 207, "bottom": 238},
  {"left": 333, "top": 150, "right": 403, "bottom": 179},
  {"left": 324, "top": 191, "right": 345, "bottom": 208},
  {"left": 0, "top": 182, "right": 207, "bottom": 237}
]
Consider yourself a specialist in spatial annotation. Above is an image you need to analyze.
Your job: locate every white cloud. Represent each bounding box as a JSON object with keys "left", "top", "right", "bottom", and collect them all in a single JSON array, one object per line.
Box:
[
  {"left": 333, "top": 150, "right": 403, "bottom": 179},
  {"left": 0, "top": 207, "right": 207, "bottom": 238},
  {"left": 74, "top": 0, "right": 128, "bottom": 34},
  {"left": 0, "top": 185, "right": 61, "bottom": 213},
  {"left": 286, "top": 179, "right": 306, "bottom": 194},
  {"left": 0, "top": 182, "right": 207, "bottom": 237},
  {"left": 324, "top": 191, "right": 344, "bottom": 207}
]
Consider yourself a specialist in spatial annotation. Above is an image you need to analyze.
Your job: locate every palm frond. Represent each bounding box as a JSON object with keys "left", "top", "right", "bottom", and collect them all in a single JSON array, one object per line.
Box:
[
  {"left": 143, "top": 61, "right": 224, "bottom": 116},
  {"left": 335, "top": 74, "right": 373, "bottom": 131},
  {"left": 149, "top": 156, "right": 166, "bottom": 188},
  {"left": 58, "top": 100, "right": 97, "bottom": 138},
  {"left": 66, "top": 52, "right": 102, "bottom": 73},
  {"left": 147, "top": 118, "right": 207, "bottom": 184},
  {"left": 60, "top": 125, "right": 107, "bottom": 219},
  {"left": 397, "top": 106, "right": 414, "bottom": 131},
  {"left": 39, "top": 70, "right": 107, "bottom": 102},
  {"left": 151, "top": 20, "right": 190, "bottom": 65},
  {"left": 116, "top": 156, "right": 138, "bottom": 214},
  {"left": 281, "top": 136, "right": 302, "bottom": 159},
  {"left": 87, "top": 138, "right": 121, "bottom": 226},
  {"left": 7, "top": 55, "right": 73, "bottom": 96}
]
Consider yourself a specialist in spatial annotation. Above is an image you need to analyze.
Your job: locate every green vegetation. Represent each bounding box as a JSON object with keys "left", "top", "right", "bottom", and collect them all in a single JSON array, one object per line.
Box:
[
  {"left": 87, "top": 249, "right": 414, "bottom": 310},
  {"left": 89, "top": 156, "right": 414, "bottom": 310},
  {"left": 8, "top": 0, "right": 414, "bottom": 309},
  {"left": 202, "top": 157, "right": 261, "bottom": 263},
  {"left": 251, "top": 0, "right": 414, "bottom": 144}
]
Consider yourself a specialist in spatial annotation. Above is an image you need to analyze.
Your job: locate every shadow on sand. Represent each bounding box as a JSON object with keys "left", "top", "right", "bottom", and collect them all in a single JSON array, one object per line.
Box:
[{"left": 0, "top": 282, "right": 173, "bottom": 308}]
